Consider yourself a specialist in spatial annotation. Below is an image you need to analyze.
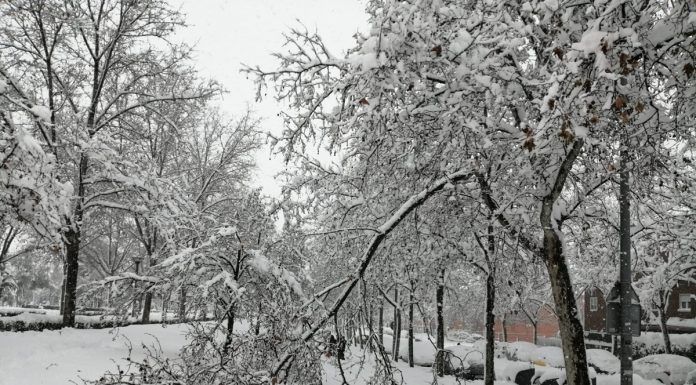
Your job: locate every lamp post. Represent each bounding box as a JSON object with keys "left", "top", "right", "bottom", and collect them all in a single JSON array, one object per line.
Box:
[
  {"left": 131, "top": 256, "right": 143, "bottom": 319},
  {"left": 619, "top": 144, "right": 633, "bottom": 385}
]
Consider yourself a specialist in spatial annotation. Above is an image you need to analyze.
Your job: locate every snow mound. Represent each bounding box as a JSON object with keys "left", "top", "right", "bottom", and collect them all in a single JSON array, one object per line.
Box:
[
  {"left": 445, "top": 344, "right": 484, "bottom": 369},
  {"left": 597, "top": 373, "right": 664, "bottom": 385},
  {"left": 398, "top": 338, "right": 437, "bottom": 366},
  {"left": 530, "top": 346, "right": 565, "bottom": 368},
  {"left": 505, "top": 341, "right": 538, "bottom": 362},
  {"left": 634, "top": 354, "right": 696, "bottom": 385},
  {"left": 586, "top": 349, "right": 620, "bottom": 374}
]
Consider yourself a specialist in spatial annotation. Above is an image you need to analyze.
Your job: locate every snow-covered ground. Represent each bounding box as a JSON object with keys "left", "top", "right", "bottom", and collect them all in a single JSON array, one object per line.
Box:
[
  {"left": 0, "top": 324, "right": 691, "bottom": 385},
  {"left": 0, "top": 323, "right": 191, "bottom": 385}
]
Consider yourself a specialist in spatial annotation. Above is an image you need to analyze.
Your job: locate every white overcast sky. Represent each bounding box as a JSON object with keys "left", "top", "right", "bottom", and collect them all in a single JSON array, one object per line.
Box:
[{"left": 172, "top": 0, "right": 368, "bottom": 197}]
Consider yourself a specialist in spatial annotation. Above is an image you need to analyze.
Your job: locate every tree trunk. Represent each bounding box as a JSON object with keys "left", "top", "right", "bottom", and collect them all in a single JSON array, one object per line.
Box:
[
  {"left": 178, "top": 286, "right": 186, "bottom": 320},
  {"left": 392, "top": 288, "right": 401, "bottom": 362},
  {"left": 532, "top": 321, "right": 538, "bottom": 345},
  {"left": 62, "top": 228, "right": 81, "bottom": 326},
  {"left": 408, "top": 289, "right": 414, "bottom": 368},
  {"left": 658, "top": 303, "right": 672, "bottom": 354},
  {"left": 502, "top": 313, "right": 508, "bottom": 342},
  {"left": 542, "top": 228, "right": 590, "bottom": 385},
  {"left": 436, "top": 268, "right": 445, "bottom": 377},
  {"left": 141, "top": 258, "right": 154, "bottom": 323},
  {"left": 378, "top": 301, "right": 384, "bottom": 347},
  {"left": 223, "top": 304, "right": 235, "bottom": 355},
  {"left": 619, "top": 147, "right": 634, "bottom": 385},
  {"left": 485, "top": 273, "right": 496, "bottom": 385},
  {"left": 59, "top": 261, "right": 66, "bottom": 314}
]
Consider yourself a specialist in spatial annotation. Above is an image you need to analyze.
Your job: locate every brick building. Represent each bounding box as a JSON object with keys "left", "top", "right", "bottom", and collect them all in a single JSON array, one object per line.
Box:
[{"left": 581, "top": 281, "right": 696, "bottom": 334}]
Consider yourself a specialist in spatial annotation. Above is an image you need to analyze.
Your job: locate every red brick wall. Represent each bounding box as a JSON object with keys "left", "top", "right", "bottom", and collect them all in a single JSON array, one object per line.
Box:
[{"left": 493, "top": 306, "right": 560, "bottom": 342}]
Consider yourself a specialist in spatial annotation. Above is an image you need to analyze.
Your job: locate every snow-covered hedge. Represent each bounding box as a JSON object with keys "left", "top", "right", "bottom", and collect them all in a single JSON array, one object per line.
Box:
[
  {"left": 634, "top": 333, "right": 696, "bottom": 361},
  {"left": 0, "top": 309, "right": 194, "bottom": 332}
]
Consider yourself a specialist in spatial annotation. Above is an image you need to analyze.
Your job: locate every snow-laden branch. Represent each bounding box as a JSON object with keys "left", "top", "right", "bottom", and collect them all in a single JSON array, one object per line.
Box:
[{"left": 270, "top": 169, "right": 472, "bottom": 379}]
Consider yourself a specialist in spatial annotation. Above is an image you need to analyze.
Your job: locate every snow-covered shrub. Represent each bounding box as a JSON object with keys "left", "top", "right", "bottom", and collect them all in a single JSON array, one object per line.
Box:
[{"left": 634, "top": 333, "right": 696, "bottom": 362}]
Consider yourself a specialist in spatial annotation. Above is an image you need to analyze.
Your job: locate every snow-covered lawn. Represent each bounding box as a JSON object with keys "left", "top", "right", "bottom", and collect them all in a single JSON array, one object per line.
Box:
[
  {"left": 0, "top": 323, "right": 191, "bottom": 385},
  {"left": 0, "top": 324, "right": 689, "bottom": 385},
  {"left": 0, "top": 324, "right": 488, "bottom": 385}
]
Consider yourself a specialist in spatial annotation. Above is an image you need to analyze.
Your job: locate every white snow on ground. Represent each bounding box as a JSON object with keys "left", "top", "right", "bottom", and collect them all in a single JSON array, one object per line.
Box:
[
  {"left": 1, "top": 325, "right": 692, "bottom": 385},
  {"left": 0, "top": 323, "right": 191, "bottom": 385}
]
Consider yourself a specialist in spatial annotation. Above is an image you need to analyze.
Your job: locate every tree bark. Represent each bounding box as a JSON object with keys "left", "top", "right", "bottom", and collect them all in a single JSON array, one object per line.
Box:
[
  {"left": 619, "top": 146, "right": 634, "bottom": 385},
  {"left": 223, "top": 304, "right": 235, "bottom": 355},
  {"left": 485, "top": 272, "right": 496, "bottom": 385},
  {"left": 542, "top": 228, "right": 590, "bottom": 385},
  {"left": 502, "top": 313, "right": 508, "bottom": 342},
  {"left": 141, "top": 258, "right": 156, "bottom": 323},
  {"left": 62, "top": 228, "right": 80, "bottom": 326},
  {"left": 393, "top": 287, "right": 401, "bottom": 362},
  {"left": 436, "top": 268, "right": 446, "bottom": 377},
  {"left": 658, "top": 299, "right": 672, "bottom": 354},
  {"left": 537, "top": 139, "right": 590, "bottom": 385},
  {"left": 378, "top": 301, "right": 384, "bottom": 347},
  {"left": 532, "top": 321, "right": 538, "bottom": 345},
  {"left": 408, "top": 289, "right": 414, "bottom": 367},
  {"left": 178, "top": 286, "right": 186, "bottom": 320}
]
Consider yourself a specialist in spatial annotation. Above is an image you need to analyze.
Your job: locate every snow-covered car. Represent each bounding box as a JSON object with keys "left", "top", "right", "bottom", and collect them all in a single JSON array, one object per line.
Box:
[
  {"left": 586, "top": 349, "right": 620, "bottom": 375},
  {"left": 505, "top": 341, "right": 538, "bottom": 362},
  {"left": 633, "top": 354, "right": 696, "bottom": 385},
  {"left": 530, "top": 346, "right": 566, "bottom": 368},
  {"left": 443, "top": 344, "right": 485, "bottom": 379},
  {"left": 447, "top": 330, "right": 484, "bottom": 343},
  {"left": 395, "top": 335, "right": 437, "bottom": 366}
]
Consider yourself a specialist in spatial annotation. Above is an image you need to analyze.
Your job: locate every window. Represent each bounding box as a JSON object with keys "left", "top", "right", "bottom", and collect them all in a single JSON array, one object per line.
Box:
[
  {"left": 590, "top": 297, "right": 598, "bottom": 312},
  {"left": 679, "top": 294, "right": 691, "bottom": 311}
]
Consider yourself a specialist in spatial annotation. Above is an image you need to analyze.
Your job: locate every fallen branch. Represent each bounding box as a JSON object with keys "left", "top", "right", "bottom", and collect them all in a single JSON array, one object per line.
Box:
[{"left": 271, "top": 169, "right": 472, "bottom": 379}]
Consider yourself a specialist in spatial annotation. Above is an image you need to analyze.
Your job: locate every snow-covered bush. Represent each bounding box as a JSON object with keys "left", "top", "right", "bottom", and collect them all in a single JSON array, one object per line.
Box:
[{"left": 634, "top": 333, "right": 696, "bottom": 361}]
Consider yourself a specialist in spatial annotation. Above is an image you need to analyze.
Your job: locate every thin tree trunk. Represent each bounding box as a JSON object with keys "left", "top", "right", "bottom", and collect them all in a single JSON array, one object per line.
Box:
[
  {"left": 378, "top": 301, "right": 384, "bottom": 347},
  {"left": 62, "top": 154, "right": 89, "bottom": 327},
  {"left": 62, "top": 226, "right": 81, "bottom": 326},
  {"left": 502, "top": 313, "right": 508, "bottom": 342},
  {"left": 141, "top": 273, "right": 154, "bottom": 323},
  {"left": 532, "top": 321, "right": 538, "bottom": 345},
  {"left": 223, "top": 304, "right": 235, "bottom": 355},
  {"left": 178, "top": 286, "right": 186, "bottom": 320},
  {"left": 436, "top": 268, "right": 445, "bottom": 377},
  {"left": 393, "top": 287, "right": 401, "bottom": 362},
  {"left": 485, "top": 272, "right": 496, "bottom": 385},
  {"left": 59, "top": 261, "right": 66, "bottom": 314},
  {"left": 658, "top": 303, "right": 672, "bottom": 354},
  {"left": 408, "top": 289, "right": 414, "bottom": 367}
]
